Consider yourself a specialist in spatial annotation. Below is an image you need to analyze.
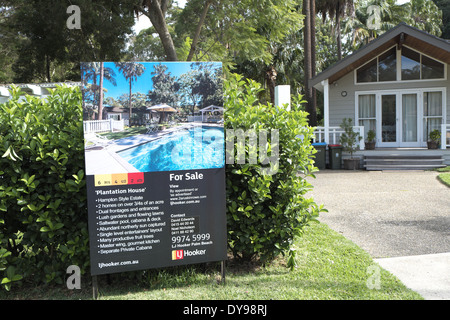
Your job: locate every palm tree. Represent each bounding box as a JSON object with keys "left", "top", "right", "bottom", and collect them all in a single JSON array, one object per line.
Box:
[
  {"left": 115, "top": 62, "right": 146, "bottom": 123},
  {"left": 343, "top": 0, "right": 441, "bottom": 50},
  {"left": 303, "top": 0, "right": 318, "bottom": 126},
  {"left": 409, "top": 0, "right": 443, "bottom": 36},
  {"left": 316, "top": 0, "right": 354, "bottom": 60},
  {"left": 81, "top": 62, "right": 117, "bottom": 120}
]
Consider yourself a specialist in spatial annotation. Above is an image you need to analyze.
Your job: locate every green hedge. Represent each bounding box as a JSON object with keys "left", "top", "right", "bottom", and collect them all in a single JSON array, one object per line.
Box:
[
  {"left": 224, "top": 74, "right": 325, "bottom": 265},
  {"left": 0, "top": 86, "right": 88, "bottom": 290},
  {"left": 0, "top": 77, "right": 323, "bottom": 291}
]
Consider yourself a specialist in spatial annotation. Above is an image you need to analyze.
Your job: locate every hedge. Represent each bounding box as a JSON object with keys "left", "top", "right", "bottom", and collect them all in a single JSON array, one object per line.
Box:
[
  {"left": 224, "top": 74, "right": 325, "bottom": 265},
  {"left": 0, "top": 85, "right": 88, "bottom": 290},
  {"left": 0, "top": 77, "right": 323, "bottom": 291}
]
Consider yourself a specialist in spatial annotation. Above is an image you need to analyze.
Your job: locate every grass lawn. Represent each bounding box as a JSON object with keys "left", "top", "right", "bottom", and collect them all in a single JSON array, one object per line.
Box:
[
  {"left": 437, "top": 172, "right": 450, "bottom": 187},
  {"left": 99, "top": 126, "right": 148, "bottom": 140},
  {"left": 436, "top": 166, "right": 450, "bottom": 188},
  {"left": 1, "top": 222, "right": 422, "bottom": 300}
]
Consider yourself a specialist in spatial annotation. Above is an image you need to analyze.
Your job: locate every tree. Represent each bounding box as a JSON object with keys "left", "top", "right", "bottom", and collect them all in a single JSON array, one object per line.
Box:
[
  {"left": 176, "top": 63, "right": 223, "bottom": 116},
  {"left": 125, "top": 26, "right": 167, "bottom": 61},
  {"left": 343, "top": 0, "right": 442, "bottom": 51},
  {"left": 98, "top": 63, "right": 105, "bottom": 120},
  {"left": 186, "top": 0, "right": 213, "bottom": 61},
  {"left": 0, "top": 7, "right": 18, "bottom": 83},
  {"left": 115, "top": 62, "right": 146, "bottom": 122},
  {"left": 2, "top": 0, "right": 135, "bottom": 83},
  {"left": 316, "top": 0, "right": 354, "bottom": 60},
  {"left": 175, "top": 0, "right": 302, "bottom": 63},
  {"left": 190, "top": 62, "right": 223, "bottom": 108},
  {"left": 432, "top": 0, "right": 450, "bottom": 39},
  {"left": 135, "top": 0, "right": 178, "bottom": 61},
  {"left": 303, "top": 0, "right": 318, "bottom": 126},
  {"left": 118, "top": 92, "right": 148, "bottom": 124},
  {"left": 81, "top": 62, "right": 117, "bottom": 120},
  {"left": 147, "top": 64, "right": 181, "bottom": 107},
  {"left": 178, "top": 69, "right": 203, "bottom": 115},
  {"left": 409, "top": 0, "right": 443, "bottom": 36}
]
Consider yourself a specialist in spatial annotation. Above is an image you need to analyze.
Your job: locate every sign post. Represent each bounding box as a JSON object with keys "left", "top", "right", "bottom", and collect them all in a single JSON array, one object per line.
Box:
[{"left": 81, "top": 62, "right": 226, "bottom": 296}]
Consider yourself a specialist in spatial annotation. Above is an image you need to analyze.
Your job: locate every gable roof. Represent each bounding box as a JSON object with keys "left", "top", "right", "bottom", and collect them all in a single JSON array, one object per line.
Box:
[{"left": 310, "top": 23, "right": 450, "bottom": 91}]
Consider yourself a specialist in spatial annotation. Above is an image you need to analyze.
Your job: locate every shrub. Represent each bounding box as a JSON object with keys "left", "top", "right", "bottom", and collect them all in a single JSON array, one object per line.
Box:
[
  {"left": 224, "top": 74, "right": 325, "bottom": 265},
  {"left": 339, "top": 118, "right": 361, "bottom": 159},
  {"left": 0, "top": 85, "right": 88, "bottom": 290}
]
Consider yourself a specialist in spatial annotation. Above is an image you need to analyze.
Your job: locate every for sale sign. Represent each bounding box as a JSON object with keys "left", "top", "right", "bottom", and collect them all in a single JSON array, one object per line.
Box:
[{"left": 81, "top": 62, "right": 226, "bottom": 276}]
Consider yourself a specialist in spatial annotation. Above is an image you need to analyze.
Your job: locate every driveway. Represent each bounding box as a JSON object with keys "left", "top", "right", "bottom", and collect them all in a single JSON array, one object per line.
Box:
[{"left": 307, "top": 169, "right": 450, "bottom": 299}]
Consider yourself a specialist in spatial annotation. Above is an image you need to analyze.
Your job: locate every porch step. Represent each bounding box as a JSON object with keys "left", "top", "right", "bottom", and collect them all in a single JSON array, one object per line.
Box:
[{"left": 364, "top": 155, "right": 446, "bottom": 171}]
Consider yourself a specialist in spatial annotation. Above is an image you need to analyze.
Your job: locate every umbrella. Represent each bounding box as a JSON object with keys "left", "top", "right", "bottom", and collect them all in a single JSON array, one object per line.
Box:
[
  {"left": 147, "top": 104, "right": 177, "bottom": 113},
  {"left": 147, "top": 104, "right": 177, "bottom": 123}
]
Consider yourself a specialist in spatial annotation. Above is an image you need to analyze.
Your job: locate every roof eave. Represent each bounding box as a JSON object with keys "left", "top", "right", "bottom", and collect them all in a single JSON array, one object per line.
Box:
[{"left": 309, "top": 23, "right": 450, "bottom": 91}]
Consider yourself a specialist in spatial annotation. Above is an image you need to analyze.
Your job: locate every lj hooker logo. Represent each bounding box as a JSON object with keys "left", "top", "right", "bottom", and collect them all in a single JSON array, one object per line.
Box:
[
  {"left": 172, "top": 250, "right": 184, "bottom": 260},
  {"left": 172, "top": 249, "right": 207, "bottom": 260}
]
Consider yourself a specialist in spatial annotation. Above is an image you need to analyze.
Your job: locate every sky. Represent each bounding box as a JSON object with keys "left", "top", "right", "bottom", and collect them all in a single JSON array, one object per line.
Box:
[
  {"left": 102, "top": 62, "right": 192, "bottom": 101},
  {"left": 96, "top": 62, "right": 221, "bottom": 102}
]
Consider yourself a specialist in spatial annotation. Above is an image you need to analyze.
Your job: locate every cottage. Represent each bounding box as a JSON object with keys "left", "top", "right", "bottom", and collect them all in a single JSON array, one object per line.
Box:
[
  {"left": 0, "top": 82, "right": 80, "bottom": 104},
  {"left": 310, "top": 23, "right": 450, "bottom": 169}
]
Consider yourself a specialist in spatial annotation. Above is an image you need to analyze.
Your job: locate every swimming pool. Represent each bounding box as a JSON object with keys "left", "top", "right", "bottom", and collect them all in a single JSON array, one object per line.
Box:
[{"left": 117, "top": 126, "right": 224, "bottom": 172}]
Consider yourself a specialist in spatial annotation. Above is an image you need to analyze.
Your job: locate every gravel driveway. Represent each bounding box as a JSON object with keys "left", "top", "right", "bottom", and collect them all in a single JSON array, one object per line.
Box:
[
  {"left": 307, "top": 169, "right": 450, "bottom": 299},
  {"left": 308, "top": 170, "right": 450, "bottom": 258}
]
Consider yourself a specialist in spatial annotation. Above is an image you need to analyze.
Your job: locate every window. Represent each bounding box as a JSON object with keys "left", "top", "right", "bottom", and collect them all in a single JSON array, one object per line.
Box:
[
  {"left": 378, "top": 48, "right": 397, "bottom": 81},
  {"left": 422, "top": 55, "right": 445, "bottom": 79},
  {"left": 357, "top": 46, "right": 445, "bottom": 83},
  {"left": 357, "top": 58, "right": 377, "bottom": 83},
  {"left": 401, "top": 47, "right": 421, "bottom": 80},
  {"left": 401, "top": 47, "right": 445, "bottom": 81},
  {"left": 423, "top": 91, "right": 443, "bottom": 141},
  {"left": 358, "top": 94, "right": 376, "bottom": 140},
  {"left": 357, "top": 48, "right": 397, "bottom": 83},
  {"left": 402, "top": 94, "right": 418, "bottom": 142}
]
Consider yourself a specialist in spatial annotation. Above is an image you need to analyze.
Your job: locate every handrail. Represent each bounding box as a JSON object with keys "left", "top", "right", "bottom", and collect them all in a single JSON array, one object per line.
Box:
[
  {"left": 313, "top": 126, "right": 365, "bottom": 150},
  {"left": 441, "top": 124, "right": 450, "bottom": 149}
]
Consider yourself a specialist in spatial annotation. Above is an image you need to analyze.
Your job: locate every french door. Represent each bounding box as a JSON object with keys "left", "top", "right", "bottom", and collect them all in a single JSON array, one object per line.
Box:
[
  {"left": 358, "top": 89, "right": 445, "bottom": 148},
  {"left": 379, "top": 93, "right": 419, "bottom": 147}
]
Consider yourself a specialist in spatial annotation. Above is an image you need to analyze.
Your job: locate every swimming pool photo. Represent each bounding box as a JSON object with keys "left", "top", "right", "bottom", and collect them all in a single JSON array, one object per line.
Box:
[{"left": 117, "top": 126, "right": 224, "bottom": 173}]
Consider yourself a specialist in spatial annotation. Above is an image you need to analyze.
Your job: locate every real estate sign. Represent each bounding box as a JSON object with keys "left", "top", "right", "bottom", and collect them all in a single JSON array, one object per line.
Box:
[{"left": 81, "top": 62, "right": 226, "bottom": 276}]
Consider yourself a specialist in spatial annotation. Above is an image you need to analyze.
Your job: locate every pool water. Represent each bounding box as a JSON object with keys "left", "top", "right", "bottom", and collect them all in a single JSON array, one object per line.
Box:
[{"left": 118, "top": 127, "right": 224, "bottom": 172}]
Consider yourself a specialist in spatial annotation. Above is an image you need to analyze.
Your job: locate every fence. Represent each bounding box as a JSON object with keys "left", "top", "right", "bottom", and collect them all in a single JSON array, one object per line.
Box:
[
  {"left": 187, "top": 115, "right": 203, "bottom": 122},
  {"left": 313, "top": 126, "right": 365, "bottom": 150},
  {"left": 83, "top": 119, "right": 124, "bottom": 133}
]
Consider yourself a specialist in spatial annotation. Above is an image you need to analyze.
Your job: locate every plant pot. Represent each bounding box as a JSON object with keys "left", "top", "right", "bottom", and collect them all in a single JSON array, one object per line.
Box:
[
  {"left": 365, "top": 141, "right": 375, "bottom": 150},
  {"left": 427, "top": 141, "right": 439, "bottom": 149},
  {"left": 343, "top": 158, "right": 360, "bottom": 170}
]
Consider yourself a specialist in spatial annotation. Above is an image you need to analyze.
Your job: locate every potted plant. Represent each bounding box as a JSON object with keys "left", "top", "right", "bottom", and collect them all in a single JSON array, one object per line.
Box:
[
  {"left": 427, "top": 129, "right": 440, "bottom": 149},
  {"left": 339, "top": 118, "right": 362, "bottom": 170},
  {"left": 365, "top": 129, "right": 376, "bottom": 150}
]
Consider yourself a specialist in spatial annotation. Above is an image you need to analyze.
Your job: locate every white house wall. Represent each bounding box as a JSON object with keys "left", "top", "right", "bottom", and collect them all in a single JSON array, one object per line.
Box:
[{"left": 328, "top": 64, "right": 450, "bottom": 126}]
